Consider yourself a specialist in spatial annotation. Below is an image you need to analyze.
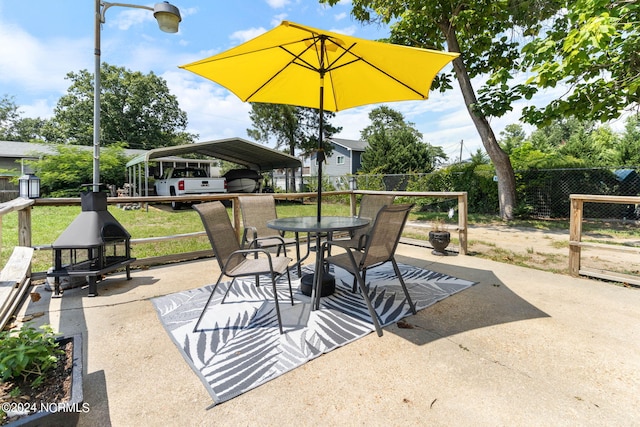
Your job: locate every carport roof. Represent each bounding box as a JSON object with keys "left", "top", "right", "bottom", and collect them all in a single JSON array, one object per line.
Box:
[{"left": 125, "top": 137, "right": 301, "bottom": 171}]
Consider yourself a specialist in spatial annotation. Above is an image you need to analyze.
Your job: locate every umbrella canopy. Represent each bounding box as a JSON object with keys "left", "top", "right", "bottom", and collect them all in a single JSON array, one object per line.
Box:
[{"left": 180, "top": 21, "right": 459, "bottom": 219}]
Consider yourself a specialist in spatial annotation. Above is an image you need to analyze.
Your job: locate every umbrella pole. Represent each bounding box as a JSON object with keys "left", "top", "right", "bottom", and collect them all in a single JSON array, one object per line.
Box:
[{"left": 317, "top": 80, "right": 324, "bottom": 223}]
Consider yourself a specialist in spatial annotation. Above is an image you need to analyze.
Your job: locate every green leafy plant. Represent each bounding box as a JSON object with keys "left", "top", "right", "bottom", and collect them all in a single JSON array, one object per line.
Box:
[{"left": 0, "top": 324, "right": 63, "bottom": 387}]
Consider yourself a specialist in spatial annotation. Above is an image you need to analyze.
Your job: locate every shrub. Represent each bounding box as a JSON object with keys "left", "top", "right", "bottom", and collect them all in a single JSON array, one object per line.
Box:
[{"left": 0, "top": 324, "right": 64, "bottom": 387}]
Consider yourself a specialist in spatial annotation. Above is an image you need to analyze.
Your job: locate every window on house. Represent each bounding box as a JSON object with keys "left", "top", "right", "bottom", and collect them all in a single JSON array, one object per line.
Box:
[{"left": 336, "top": 156, "right": 345, "bottom": 165}]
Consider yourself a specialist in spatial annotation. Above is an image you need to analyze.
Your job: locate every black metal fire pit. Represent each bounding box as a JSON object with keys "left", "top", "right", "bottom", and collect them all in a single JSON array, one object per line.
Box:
[{"left": 48, "top": 191, "right": 135, "bottom": 297}]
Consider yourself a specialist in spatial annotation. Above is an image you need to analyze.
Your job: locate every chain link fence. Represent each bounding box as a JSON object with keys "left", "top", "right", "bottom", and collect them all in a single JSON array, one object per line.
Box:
[
  {"left": 517, "top": 168, "right": 640, "bottom": 220},
  {"left": 301, "top": 166, "right": 640, "bottom": 220}
]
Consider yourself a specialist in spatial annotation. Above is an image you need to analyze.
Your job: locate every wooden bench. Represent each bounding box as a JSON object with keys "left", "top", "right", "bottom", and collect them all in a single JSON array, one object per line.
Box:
[{"left": 0, "top": 246, "right": 34, "bottom": 330}]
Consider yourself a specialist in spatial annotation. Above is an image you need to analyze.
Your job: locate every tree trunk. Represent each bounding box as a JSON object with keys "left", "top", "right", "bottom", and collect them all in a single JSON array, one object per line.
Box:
[{"left": 441, "top": 22, "right": 516, "bottom": 220}]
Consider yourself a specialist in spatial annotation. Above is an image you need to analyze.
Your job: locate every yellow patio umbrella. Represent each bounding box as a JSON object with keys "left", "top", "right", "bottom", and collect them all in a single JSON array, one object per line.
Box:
[{"left": 180, "top": 21, "right": 459, "bottom": 220}]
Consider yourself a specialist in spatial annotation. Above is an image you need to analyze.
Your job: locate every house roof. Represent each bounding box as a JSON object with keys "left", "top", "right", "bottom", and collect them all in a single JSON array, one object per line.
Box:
[
  {"left": 0, "top": 140, "right": 146, "bottom": 158},
  {"left": 125, "top": 137, "right": 301, "bottom": 171},
  {"left": 328, "top": 138, "right": 368, "bottom": 152}
]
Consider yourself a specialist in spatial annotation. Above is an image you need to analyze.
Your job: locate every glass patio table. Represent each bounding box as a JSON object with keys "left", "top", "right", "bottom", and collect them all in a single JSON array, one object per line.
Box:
[{"left": 267, "top": 216, "right": 369, "bottom": 310}]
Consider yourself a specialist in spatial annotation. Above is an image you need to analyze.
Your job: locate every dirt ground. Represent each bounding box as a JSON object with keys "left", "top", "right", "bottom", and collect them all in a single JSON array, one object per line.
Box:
[{"left": 404, "top": 221, "right": 640, "bottom": 279}]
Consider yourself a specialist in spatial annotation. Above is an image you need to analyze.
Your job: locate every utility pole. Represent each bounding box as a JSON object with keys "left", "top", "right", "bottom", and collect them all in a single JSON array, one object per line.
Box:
[{"left": 459, "top": 139, "right": 463, "bottom": 164}]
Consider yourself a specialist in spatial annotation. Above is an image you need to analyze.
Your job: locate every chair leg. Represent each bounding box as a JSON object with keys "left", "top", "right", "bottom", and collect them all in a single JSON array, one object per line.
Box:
[
  {"left": 391, "top": 258, "right": 416, "bottom": 314},
  {"left": 352, "top": 269, "right": 367, "bottom": 293},
  {"left": 270, "top": 275, "right": 284, "bottom": 335},
  {"left": 220, "top": 277, "right": 237, "bottom": 304},
  {"left": 353, "top": 270, "right": 383, "bottom": 337},
  {"left": 285, "top": 268, "right": 294, "bottom": 305},
  {"left": 254, "top": 245, "right": 261, "bottom": 287},
  {"left": 193, "top": 273, "right": 225, "bottom": 333}
]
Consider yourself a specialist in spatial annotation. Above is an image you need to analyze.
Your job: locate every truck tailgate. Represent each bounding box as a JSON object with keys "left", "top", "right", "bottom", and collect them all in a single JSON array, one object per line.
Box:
[{"left": 182, "top": 178, "right": 226, "bottom": 193}]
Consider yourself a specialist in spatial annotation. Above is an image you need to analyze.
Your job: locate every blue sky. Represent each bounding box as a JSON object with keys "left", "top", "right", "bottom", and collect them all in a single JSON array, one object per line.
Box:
[{"left": 0, "top": 0, "right": 564, "bottom": 161}]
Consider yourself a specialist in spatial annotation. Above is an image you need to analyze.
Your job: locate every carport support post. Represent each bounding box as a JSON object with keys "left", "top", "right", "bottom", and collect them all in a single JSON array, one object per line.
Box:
[{"left": 144, "top": 162, "right": 149, "bottom": 197}]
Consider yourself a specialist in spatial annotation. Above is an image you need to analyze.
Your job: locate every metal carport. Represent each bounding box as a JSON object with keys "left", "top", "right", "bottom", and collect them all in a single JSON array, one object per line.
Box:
[{"left": 125, "top": 137, "right": 302, "bottom": 196}]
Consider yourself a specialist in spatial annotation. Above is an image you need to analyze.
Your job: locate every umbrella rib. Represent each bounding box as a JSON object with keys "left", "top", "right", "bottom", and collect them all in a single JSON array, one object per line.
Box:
[
  {"left": 240, "top": 30, "right": 432, "bottom": 104},
  {"left": 328, "top": 41, "right": 429, "bottom": 99},
  {"left": 244, "top": 41, "right": 321, "bottom": 102}
]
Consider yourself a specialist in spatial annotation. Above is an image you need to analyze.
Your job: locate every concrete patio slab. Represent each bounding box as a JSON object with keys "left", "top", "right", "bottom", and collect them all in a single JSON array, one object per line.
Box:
[{"left": 14, "top": 243, "right": 640, "bottom": 426}]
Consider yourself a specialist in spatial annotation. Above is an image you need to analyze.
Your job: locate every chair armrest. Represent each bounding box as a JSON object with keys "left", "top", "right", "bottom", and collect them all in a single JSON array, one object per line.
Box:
[
  {"left": 321, "top": 240, "right": 361, "bottom": 271},
  {"left": 321, "top": 239, "right": 351, "bottom": 255},
  {"left": 251, "top": 235, "right": 288, "bottom": 256},
  {"left": 254, "top": 234, "right": 286, "bottom": 246},
  {"left": 223, "top": 247, "right": 278, "bottom": 270}
]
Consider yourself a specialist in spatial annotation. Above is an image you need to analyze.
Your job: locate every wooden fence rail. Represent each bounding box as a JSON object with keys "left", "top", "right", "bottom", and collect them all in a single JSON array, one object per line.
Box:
[
  {"left": 569, "top": 194, "right": 640, "bottom": 286},
  {"left": 2, "top": 190, "right": 468, "bottom": 275}
]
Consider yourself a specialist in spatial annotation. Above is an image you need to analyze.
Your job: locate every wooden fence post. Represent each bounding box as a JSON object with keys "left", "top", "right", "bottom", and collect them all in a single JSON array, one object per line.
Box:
[
  {"left": 18, "top": 206, "right": 32, "bottom": 248},
  {"left": 458, "top": 193, "right": 468, "bottom": 255},
  {"left": 232, "top": 197, "right": 241, "bottom": 241},
  {"left": 568, "top": 196, "right": 583, "bottom": 276}
]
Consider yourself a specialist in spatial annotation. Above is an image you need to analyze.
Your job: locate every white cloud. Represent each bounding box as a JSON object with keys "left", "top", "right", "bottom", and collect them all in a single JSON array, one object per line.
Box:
[
  {"left": 333, "top": 107, "right": 371, "bottom": 139},
  {"left": 164, "top": 70, "right": 253, "bottom": 142},
  {"left": 230, "top": 27, "right": 267, "bottom": 44},
  {"left": 271, "top": 14, "right": 288, "bottom": 27},
  {"left": 122, "top": 43, "right": 182, "bottom": 73},
  {"left": 266, "top": 0, "right": 291, "bottom": 8},
  {"left": 20, "top": 98, "right": 57, "bottom": 120},
  {"left": 328, "top": 25, "right": 357, "bottom": 36},
  {"left": 0, "top": 21, "right": 90, "bottom": 95},
  {"left": 109, "top": 8, "right": 152, "bottom": 31}
]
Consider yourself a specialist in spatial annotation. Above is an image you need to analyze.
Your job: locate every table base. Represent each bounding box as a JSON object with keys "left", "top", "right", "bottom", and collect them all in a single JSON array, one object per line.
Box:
[{"left": 300, "top": 273, "right": 335, "bottom": 297}]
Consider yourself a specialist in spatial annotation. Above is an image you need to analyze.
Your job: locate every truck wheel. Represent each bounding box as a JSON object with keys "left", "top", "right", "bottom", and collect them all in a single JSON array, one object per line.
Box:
[{"left": 170, "top": 188, "right": 181, "bottom": 210}]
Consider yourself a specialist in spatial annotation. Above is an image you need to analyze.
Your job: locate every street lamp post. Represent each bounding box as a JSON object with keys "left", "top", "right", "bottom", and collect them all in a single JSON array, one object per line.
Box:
[{"left": 93, "top": 1, "right": 181, "bottom": 192}]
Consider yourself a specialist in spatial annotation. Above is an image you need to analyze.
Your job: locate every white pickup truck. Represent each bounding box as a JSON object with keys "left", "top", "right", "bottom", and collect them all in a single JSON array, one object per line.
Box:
[{"left": 155, "top": 167, "right": 227, "bottom": 210}]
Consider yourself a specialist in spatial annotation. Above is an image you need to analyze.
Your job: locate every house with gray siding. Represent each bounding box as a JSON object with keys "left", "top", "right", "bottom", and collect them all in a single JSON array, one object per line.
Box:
[
  {"left": 310, "top": 137, "right": 368, "bottom": 177},
  {"left": 0, "top": 141, "right": 53, "bottom": 175}
]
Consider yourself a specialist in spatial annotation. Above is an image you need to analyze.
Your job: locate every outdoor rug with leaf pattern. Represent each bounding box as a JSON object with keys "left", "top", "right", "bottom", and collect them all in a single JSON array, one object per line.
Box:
[{"left": 152, "top": 262, "right": 475, "bottom": 405}]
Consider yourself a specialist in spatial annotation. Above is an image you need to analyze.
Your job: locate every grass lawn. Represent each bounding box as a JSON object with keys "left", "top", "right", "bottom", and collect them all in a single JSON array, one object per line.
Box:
[{"left": 1, "top": 201, "right": 353, "bottom": 273}]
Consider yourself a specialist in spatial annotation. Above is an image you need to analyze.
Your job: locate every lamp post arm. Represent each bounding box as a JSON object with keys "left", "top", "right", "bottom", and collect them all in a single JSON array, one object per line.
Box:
[{"left": 99, "top": 2, "right": 154, "bottom": 23}]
